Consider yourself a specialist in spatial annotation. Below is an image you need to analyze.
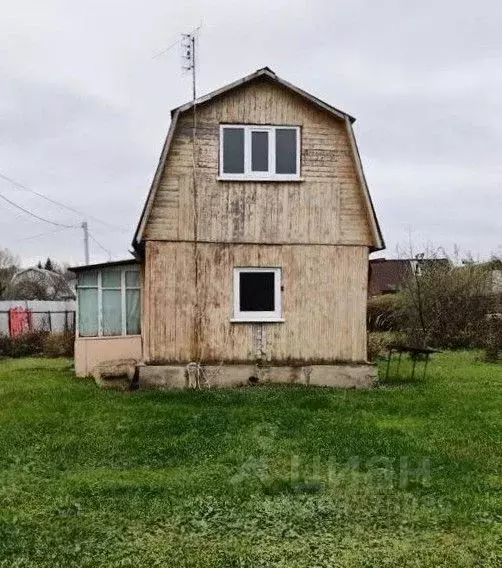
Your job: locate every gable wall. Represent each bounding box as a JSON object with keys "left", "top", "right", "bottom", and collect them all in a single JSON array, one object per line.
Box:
[{"left": 143, "top": 78, "right": 372, "bottom": 245}]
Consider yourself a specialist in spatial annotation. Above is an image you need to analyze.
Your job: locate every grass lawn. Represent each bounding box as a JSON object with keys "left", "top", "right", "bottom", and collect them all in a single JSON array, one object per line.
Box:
[{"left": 0, "top": 353, "right": 501, "bottom": 567}]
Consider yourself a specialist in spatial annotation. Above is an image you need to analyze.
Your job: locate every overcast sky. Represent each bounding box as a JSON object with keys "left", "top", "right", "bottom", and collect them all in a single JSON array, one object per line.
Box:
[{"left": 1, "top": 0, "right": 501, "bottom": 267}]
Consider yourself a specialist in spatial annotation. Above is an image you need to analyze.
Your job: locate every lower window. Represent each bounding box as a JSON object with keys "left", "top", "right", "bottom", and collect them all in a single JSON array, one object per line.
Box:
[{"left": 233, "top": 267, "right": 282, "bottom": 322}]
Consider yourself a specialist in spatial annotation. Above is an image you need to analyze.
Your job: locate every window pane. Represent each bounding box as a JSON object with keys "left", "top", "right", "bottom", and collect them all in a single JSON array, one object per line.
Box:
[
  {"left": 251, "top": 131, "right": 269, "bottom": 171},
  {"left": 223, "top": 128, "right": 244, "bottom": 173},
  {"left": 102, "top": 289, "right": 122, "bottom": 336},
  {"left": 78, "top": 271, "right": 98, "bottom": 287},
  {"left": 126, "top": 289, "right": 140, "bottom": 335},
  {"left": 125, "top": 270, "right": 140, "bottom": 288},
  {"left": 239, "top": 272, "right": 275, "bottom": 312},
  {"left": 102, "top": 269, "right": 121, "bottom": 288},
  {"left": 275, "top": 128, "right": 297, "bottom": 174},
  {"left": 78, "top": 288, "right": 98, "bottom": 336}
]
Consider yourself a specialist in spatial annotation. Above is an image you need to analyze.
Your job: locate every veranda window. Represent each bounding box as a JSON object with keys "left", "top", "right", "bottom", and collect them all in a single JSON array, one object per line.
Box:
[{"left": 77, "top": 267, "right": 140, "bottom": 337}]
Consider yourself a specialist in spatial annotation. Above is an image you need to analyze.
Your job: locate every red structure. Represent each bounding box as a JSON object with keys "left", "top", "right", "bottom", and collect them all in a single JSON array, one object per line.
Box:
[{"left": 9, "top": 307, "right": 32, "bottom": 337}]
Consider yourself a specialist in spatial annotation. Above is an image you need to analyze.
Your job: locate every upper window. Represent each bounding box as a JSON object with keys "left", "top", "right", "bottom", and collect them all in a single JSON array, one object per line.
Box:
[
  {"left": 77, "top": 267, "right": 140, "bottom": 338},
  {"left": 232, "top": 267, "right": 283, "bottom": 322},
  {"left": 220, "top": 125, "right": 300, "bottom": 181}
]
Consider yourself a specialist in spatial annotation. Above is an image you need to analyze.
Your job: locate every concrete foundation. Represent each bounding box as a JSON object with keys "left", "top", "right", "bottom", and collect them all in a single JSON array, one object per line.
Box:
[{"left": 138, "top": 363, "right": 378, "bottom": 390}]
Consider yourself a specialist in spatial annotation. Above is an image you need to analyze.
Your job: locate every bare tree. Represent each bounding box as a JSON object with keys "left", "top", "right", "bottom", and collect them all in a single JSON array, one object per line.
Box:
[{"left": 0, "top": 248, "right": 20, "bottom": 299}]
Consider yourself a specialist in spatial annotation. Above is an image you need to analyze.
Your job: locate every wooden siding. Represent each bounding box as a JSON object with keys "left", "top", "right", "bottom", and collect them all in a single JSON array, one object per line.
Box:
[
  {"left": 144, "top": 79, "right": 372, "bottom": 246},
  {"left": 144, "top": 241, "right": 368, "bottom": 363}
]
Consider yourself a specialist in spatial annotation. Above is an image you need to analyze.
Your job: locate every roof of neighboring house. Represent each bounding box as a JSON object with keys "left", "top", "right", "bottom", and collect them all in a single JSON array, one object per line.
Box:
[
  {"left": 133, "top": 67, "right": 385, "bottom": 253},
  {"left": 369, "top": 259, "right": 412, "bottom": 296},
  {"left": 69, "top": 258, "right": 139, "bottom": 273},
  {"left": 369, "top": 258, "right": 450, "bottom": 296}
]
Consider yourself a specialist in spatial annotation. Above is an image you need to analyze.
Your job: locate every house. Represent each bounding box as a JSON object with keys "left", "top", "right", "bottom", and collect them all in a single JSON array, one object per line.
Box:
[
  {"left": 369, "top": 259, "right": 412, "bottom": 296},
  {"left": 369, "top": 258, "right": 450, "bottom": 296},
  {"left": 9, "top": 268, "right": 76, "bottom": 301},
  {"left": 72, "top": 67, "right": 384, "bottom": 388}
]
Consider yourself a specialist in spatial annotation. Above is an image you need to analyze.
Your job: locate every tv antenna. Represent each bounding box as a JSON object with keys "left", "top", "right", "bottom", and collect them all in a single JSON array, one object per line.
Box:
[{"left": 181, "top": 31, "right": 197, "bottom": 103}]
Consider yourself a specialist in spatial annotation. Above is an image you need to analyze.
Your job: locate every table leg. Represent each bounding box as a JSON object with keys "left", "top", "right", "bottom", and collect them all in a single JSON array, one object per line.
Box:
[
  {"left": 385, "top": 349, "right": 392, "bottom": 379},
  {"left": 396, "top": 352, "right": 403, "bottom": 378},
  {"left": 423, "top": 354, "right": 430, "bottom": 379}
]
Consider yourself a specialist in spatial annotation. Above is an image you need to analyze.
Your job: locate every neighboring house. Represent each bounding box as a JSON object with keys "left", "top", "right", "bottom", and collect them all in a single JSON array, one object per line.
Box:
[
  {"left": 72, "top": 67, "right": 384, "bottom": 387},
  {"left": 9, "top": 268, "right": 76, "bottom": 301},
  {"left": 369, "top": 258, "right": 450, "bottom": 296}
]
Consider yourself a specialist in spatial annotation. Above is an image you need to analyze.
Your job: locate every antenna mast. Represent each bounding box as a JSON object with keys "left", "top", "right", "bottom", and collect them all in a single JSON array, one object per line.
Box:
[{"left": 181, "top": 31, "right": 201, "bottom": 362}]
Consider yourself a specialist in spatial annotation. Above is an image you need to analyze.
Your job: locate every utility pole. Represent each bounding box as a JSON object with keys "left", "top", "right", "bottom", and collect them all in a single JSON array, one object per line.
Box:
[{"left": 81, "top": 220, "right": 90, "bottom": 264}]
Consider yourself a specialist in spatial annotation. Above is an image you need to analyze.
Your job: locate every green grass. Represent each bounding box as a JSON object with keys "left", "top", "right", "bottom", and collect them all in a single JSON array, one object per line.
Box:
[{"left": 0, "top": 353, "right": 500, "bottom": 567}]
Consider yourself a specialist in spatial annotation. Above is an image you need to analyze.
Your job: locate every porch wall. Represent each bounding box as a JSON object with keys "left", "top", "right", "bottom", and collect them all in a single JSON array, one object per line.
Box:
[{"left": 74, "top": 336, "right": 143, "bottom": 377}]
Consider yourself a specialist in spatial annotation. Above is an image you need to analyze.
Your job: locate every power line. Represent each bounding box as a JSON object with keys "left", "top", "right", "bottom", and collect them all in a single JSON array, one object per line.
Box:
[
  {"left": 18, "top": 226, "right": 76, "bottom": 242},
  {"left": 0, "top": 171, "right": 129, "bottom": 233},
  {"left": 0, "top": 191, "right": 76, "bottom": 228},
  {"left": 88, "top": 231, "right": 112, "bottom": 260}
]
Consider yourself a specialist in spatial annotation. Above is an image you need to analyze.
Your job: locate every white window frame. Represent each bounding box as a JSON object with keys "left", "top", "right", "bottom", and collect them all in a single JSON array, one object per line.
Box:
[
  {"left": 76, "top": 267, "right": 141, "bottom": 338},
  {"left": 219, "top": 125, "right": 301, "bottom": 181},
  {"left": 231, "top": 267, "right": 284, "bottom": 323}
]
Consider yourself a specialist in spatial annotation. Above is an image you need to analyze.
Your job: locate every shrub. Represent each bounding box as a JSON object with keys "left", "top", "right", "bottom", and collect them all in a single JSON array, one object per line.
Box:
[
  {"left": 399, "top": 258, "right": 494, "bottom": 349},
  {"left": 42, "top": 332, "right": 74, "bottom": 357},
  {"left": 367, "top": 332, "right": 400, "bottom": 362},
  {"left": 0, "top": 331, "right": 74, "bottom": 358},
  {"left": 367, "top": 294, "right": 403, "bottom": 332},
  {"left": 483, "top": 316, "right": 502, "bottom": 363}
]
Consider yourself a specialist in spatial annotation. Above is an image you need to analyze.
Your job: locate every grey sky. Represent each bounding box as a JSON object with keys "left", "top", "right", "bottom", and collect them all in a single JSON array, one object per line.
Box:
[{"left": 1, "top": 0, "right": 501, "bottom": 266}]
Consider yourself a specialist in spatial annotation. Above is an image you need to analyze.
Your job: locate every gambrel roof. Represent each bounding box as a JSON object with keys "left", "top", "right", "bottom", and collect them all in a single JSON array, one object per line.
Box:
[{"left": 133, "top": 67, "right": 384, "bottom": 251}]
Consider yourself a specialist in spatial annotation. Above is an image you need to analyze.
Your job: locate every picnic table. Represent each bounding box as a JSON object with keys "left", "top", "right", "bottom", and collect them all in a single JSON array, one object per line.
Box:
[{"left": 385, "top": 344, "right": 440, "bottom": 380}]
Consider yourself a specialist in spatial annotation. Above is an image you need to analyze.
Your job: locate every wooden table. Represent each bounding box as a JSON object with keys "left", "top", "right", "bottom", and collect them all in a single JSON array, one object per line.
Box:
[{"left": 385, "top": 344, "right": 440, "bottom": 380}]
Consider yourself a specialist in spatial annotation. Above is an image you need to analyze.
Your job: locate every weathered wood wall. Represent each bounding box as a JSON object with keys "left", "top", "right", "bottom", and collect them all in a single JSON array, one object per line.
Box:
[
  {"left": 143, "top": 78, "right": 372, "bottom": 245},
  {"left": 144, "top": 241, "right": 368, "bottom": 364},
  {"left": 141, "top": 77, "right": 374, "bottom": 365}
]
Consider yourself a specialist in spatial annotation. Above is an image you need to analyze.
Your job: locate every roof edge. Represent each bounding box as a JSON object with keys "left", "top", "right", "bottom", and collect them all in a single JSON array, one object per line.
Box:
[
  {"left": 344, "top": 117, "right": 385, "bottom": 252},
  {"left": 132, "top": 110, "right": 181, "bottom": 249},
  {"left": 172, "top": 67, "right": 356, "bottom": 123},
  {"left": 69, "top": 258, "right": 139, "bottom": 273}
]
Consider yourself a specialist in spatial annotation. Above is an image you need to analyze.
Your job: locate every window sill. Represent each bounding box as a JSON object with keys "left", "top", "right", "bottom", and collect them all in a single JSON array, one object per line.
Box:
[
  {"left": 76, "top": 334, "right": 142, "bottom": 340},
  {"left": 218, "top": 176, "right": 304, "bottom": 183},
  {"left": 230, "top": 318, "right": 285, "bottom": 324}
]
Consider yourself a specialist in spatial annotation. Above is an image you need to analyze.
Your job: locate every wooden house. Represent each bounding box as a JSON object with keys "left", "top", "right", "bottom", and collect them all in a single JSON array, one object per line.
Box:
[{"left": 73, "top": 67, "right": 384, "bottom": 388}]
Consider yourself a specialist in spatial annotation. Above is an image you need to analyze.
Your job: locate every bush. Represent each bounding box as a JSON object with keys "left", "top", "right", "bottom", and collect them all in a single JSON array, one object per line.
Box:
[
  {"left": 367, "top": 332, "right": 400, "bottom": 362},
  {"left": 483, "top": 316, "right": 502, "bottom": 363},
  {"left": 367, "top": 294, "right": 403, "bottom": 332},
  {"left": 42, "top": 332, "right": 74, "bottom": 357},
  {"left": 367, "top": 332, "right": 385, "bottom": 362},
  {"left": 399, "top": 259, "right": 494, "bottom": 349},
  {"left": 0, "top": 331, "right": 74, "bottom": 358}
]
